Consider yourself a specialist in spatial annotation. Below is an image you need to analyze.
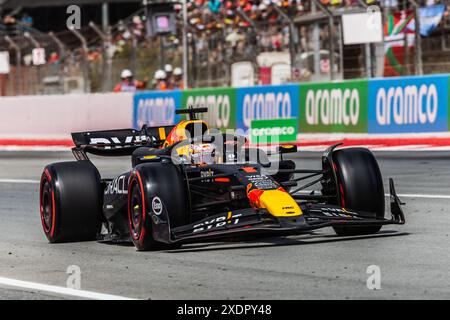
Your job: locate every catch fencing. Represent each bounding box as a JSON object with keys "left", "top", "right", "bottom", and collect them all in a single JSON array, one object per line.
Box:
[{"left": 2, "top": 3, "right": 450, "bottom": 96}]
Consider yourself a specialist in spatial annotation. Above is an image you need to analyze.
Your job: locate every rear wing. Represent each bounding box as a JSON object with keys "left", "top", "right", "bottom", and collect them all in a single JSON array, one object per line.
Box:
[{"left": 71, "top": 125, "right": 174, "bottom": 157}]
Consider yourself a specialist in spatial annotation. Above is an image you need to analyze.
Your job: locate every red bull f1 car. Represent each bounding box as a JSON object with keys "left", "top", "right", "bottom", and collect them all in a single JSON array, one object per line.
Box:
[{"left": 39, "top": 107, "right": 405, "bottom": 251}]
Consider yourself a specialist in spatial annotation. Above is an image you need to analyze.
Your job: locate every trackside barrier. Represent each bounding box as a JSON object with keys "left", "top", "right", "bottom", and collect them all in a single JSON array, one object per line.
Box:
[
  {"left": 133, "top": 91, "right": 182, "bottom": 129},
  {"left": 133, "top": 84, "right": 301, "bottom": 132},
  {"left": 299, "top": 79, "right": 368, "bottom": 133},
  {"left": 368, "top": 74, "right": 449, "bottom": 133},
  {"left": 133, "top": 74, "right": 450, "bottom": 137},
  {"left": 0, "top": 74, "right": 448, "bottom": 147},
  {"left": 0, "top": 93, "right": 133, "bottom": 142}
]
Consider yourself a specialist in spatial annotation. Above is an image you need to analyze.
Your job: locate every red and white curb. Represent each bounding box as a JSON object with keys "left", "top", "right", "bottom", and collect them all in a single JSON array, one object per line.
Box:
[
  {"left": 1, "top": 134, "right": 450, "bottom": 152},
  {"left": 259, "top": 133, "right": 450, "bottom": 152},
  {"left": 0, "top": 139, "right": 73, "bottom": 152}
]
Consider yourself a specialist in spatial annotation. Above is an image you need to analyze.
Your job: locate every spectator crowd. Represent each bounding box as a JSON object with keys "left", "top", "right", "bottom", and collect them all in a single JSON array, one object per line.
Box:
[
  {"left": 1, "top": 0, "right": 450, "bottom": 95},
  {"left": 114, "top": 64, "right": 184, "bottom": 93}
]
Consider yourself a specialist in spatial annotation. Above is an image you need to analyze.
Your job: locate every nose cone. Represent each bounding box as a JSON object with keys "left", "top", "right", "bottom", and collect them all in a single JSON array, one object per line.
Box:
[{"left": 248, "top": 188, "right": 302, "bottom": 217}]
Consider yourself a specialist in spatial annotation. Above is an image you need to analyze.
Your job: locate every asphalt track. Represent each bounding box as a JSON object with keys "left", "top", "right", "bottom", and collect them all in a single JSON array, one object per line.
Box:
[{"left": 0, "top": 151, "right": 449, "bottom": 300}]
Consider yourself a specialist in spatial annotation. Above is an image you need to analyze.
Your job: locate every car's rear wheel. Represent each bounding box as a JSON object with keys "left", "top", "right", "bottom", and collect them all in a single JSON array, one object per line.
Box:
[
  {"left": 40, "top": 161, "right": 103, "bottom": 243},
  {"left": 332, "top": 148, "right": 385, "bottom": 236}
]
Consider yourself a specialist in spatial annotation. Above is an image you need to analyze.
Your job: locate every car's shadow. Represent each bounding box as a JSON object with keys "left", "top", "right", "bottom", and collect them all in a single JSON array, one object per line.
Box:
[{"left": 165, "top": 230, "right": 410, "bottom": 253}]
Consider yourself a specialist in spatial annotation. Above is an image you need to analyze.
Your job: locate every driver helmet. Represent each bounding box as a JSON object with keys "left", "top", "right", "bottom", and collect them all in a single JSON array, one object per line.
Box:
[{"left": 188, "top": 143, "right": 216, "bottom": 165}]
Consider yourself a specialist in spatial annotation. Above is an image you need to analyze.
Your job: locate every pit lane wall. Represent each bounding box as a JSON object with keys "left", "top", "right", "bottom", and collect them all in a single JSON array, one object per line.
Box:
[{"left": 134, "top": 74, "right": 450, "bottom": 138}]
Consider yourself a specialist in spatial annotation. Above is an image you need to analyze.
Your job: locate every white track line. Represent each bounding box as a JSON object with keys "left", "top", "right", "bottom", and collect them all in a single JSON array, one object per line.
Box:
[
  {"left": 295, "top": 191, "right": 450, "bottom": 200},
  {"left": 0, "top": 179, "right": 39, "bottom": 184},
  {"left": 2, "top": 144, "right": 450, "bottom": 152},
  {"left": 0, "top": 277, "right": 136, "bottom": 300},
  {"left": 390, "top": 193, "right": 450, "bottom": 200},
  {"left": 0, "top": 179, "right": 449, "bottom": 199}
]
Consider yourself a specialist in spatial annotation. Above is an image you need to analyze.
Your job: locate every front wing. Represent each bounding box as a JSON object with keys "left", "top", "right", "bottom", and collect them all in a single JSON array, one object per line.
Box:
[{"left": 158, "top": 179, "right": 405, "bottom": 244}]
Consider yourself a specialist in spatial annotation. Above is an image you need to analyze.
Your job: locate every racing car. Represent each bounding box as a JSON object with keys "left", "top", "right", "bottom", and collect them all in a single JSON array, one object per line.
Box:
[{"left": 39, "top": 107, "right": 405, "bottom": 251}]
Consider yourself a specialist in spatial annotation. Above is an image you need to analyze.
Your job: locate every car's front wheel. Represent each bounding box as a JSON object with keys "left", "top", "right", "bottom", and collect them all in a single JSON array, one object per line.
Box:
[{"left": 331, "top": 148, "right": 385, "bottom": 236}]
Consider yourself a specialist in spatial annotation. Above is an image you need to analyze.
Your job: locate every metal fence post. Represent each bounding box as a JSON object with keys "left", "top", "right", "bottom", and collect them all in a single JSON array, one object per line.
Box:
[
  {"left": 90, "top": 22, "right": 113, "bottom": 92},
  {"left": 49, "top": 32, "right": 67, "bottom": 94},
  {"left": 409, "top": 0, "right": 423, "bottom": 75},
  {"left": 236, "top": 7, "right": 258, "bottom": 85},
  {"left": 24, "top": 32, "right": 43, "bottom": 94},
  {"left": 356, "top": 0, "right": 373, "bottom": 78},
  {"left": 311, "top": 2, "right": 321, "bottom": 77},
  {"left": 191, "top": 32, "right": 198, "bottom": 88},
  {"left": 337, "top": 22, "right": 344, "bottom": 78},
  {"left": 102, "top": 2, "right": 110, "bottom": 32},
  {"left": 271, "top": 3, "right": 299, "bottom": 79},
  {"left": 4, "top": 36, "right": 21, "bottom": 95},
  {"left": 120, "top": 20, "right": 138, "bottom": 77},
  {"left": 311, "top": 0, "right": 335, "bottom": 81},
  {"left": 207, "top": 8, "right": 230, "bottom": 86},
  {"left": 69, "top": 27, "right": 90, "bottom": 93},
  {"left": 182, "top": 0, "right": 189, "bottom": 89}
]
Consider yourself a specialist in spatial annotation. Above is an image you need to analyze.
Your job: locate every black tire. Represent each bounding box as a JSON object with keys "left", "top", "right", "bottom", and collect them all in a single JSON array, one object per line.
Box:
[
  {"left": 128, "top": 162, "right": 187, "bottom": 251},
  {"left": 39, "top": 161, "right": 103, "bottom": 243},
  {"left": 332, "top": 148, "right": 385, "bottom": 236}
]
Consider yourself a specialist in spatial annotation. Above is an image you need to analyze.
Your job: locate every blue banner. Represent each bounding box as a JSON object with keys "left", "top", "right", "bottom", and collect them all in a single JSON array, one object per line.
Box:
[
  {"left": 236, "top": 84, "right": 300, "bottom": 132},
  {"left": 133, "top": 91, "right": 182, "bottom": 130},
  {"left": 368, "top": 75, "right": 449, "bottom": 133}
]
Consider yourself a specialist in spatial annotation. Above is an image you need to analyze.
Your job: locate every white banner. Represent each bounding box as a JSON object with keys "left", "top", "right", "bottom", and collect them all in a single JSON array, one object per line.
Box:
[
  {"left": 32, "top": 48, "right": 46, "bottom": 66},
  {"left": 0, "top": 52, "right": 10, "bottom": 74},
  {"left": 342, "top": 12, "right": 383, "bottom": 45}
]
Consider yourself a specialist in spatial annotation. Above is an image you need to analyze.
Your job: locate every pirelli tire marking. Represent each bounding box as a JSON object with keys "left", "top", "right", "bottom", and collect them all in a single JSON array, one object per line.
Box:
[{"left": 152, "top": 196, "right": 163, "bottom": 216}]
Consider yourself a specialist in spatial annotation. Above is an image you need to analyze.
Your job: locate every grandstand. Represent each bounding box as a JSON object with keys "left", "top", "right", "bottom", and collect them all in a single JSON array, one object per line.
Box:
[{"left": 0, "top": 0, "right": 447, "bottom": 95}]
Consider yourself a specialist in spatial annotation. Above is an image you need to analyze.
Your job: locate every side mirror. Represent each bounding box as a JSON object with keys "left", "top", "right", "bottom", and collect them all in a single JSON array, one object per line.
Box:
[{"left": 277, "top": 145, "right": 298, "bottom": 154}]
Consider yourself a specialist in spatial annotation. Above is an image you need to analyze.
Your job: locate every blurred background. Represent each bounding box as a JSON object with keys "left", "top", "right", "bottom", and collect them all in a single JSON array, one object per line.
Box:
[{"left": 0, "top": 0, "right": 448, "bottom": 95}]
